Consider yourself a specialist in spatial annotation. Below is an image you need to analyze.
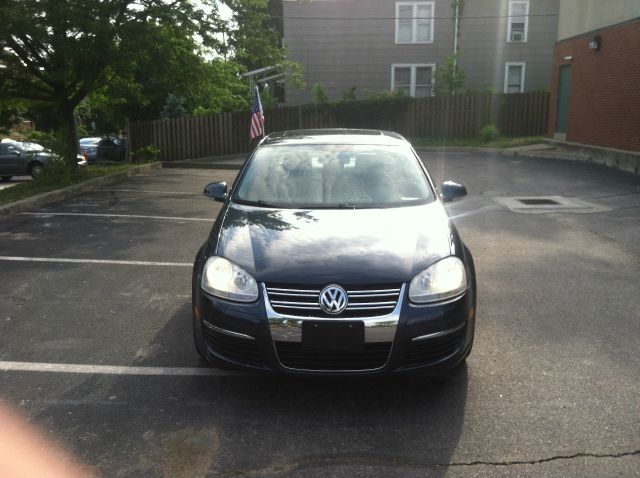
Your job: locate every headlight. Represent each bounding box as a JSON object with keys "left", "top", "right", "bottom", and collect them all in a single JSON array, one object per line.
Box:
[
  {"left": 201, "top": 256, "right": 258, "bottom": 302},
  {"left": 409, "top": 256, "right": 467, "bottom": 304}
]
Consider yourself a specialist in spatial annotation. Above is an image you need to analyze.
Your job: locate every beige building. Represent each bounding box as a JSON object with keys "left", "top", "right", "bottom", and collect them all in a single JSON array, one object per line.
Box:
[{"left": 284, "top": 0, "right": 560, "bottom": 104}]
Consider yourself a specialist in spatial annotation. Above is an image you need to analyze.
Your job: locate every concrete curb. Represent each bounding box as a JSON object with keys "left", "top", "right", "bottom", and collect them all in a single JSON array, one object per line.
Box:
[
  {"left": 543, "top": 139, "right": 640, "bottom": 175},
  {"left": 162, "top": 161, "right": 243, "bottom": 171},
  {"left": 0, "top": 162, "right": 162, "bottom": 216}
]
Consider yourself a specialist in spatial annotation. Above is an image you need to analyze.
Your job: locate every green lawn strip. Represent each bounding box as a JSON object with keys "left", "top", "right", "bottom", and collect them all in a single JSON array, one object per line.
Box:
[
  {"left": 410, "top": 136, "right": 544, "bottom": 149},
  {"left": 0, "top": 163, "right": 144, "bottom": 206}
]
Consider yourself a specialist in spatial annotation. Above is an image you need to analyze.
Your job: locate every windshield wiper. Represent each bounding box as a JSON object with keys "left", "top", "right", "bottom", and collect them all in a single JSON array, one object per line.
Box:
[{"left": 254, "top": 200, "right": 279, "bottom": 208}]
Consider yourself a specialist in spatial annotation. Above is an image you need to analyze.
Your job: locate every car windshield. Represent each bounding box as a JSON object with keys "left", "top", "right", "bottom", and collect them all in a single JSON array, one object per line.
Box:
[
  {"left": 234, "top": 143, "right": 434, "bottom": 208},
  {"left": 16, "top": 142, "right": 45, "bottom": 152},
  {"left": 80, "top": 138, "right": 101, "bottom": 145}
]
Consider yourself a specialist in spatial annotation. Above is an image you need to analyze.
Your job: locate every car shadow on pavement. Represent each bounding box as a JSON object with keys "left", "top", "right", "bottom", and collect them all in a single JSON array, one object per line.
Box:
[{"left": 30, "top": 301, "right": 468, "bottom": 477}]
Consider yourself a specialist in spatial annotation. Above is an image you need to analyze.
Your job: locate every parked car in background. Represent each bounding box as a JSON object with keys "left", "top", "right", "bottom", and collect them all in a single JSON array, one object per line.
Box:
[
  {"left": 192, "top": 129, "right": 476, "bottom": 376},
  {"left": 0, "top": 139, "right": 87, "bottom": 180},
  {"left": 96, "top": 138, "right": 126, "bottom": 162},
  {"left": 79, "top": 137, "right": 101, "bottom": 163}
]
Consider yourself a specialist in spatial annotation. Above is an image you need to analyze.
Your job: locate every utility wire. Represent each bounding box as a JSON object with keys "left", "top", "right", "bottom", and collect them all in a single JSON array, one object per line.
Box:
[{"left": 273, "top": 13, "right": 559, "bottom": 20}]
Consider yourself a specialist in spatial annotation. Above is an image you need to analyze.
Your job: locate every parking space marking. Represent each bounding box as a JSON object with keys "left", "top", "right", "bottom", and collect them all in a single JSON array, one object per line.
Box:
[
  {"left": 97, "top": 188, "right": 202, "bottom": 196},
  {"left": 0, "top": 361, "right": 237, "bottom": 376},
  {"left": 0, "top": 256, "right": 191, "bottom": 267},
  {"left": 21, "top": 212, "right": 212, "bottom": 222}
]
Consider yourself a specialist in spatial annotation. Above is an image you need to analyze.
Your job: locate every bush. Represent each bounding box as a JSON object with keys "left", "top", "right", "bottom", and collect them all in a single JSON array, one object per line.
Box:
[
  {"left": 342, "top": 86, "right": 357, "bottom": 102},
  {"left": 311, "top": 83, "right": 329, "bottom": 105},
  {"left": 35, "top": 159, "right": 74, "bottom": 186},
  {"left": 132, "top": 145, "right": 160, "bottom": 163},
  {"left": 479, "top": 124, "right": 500, "bottom": 143}
]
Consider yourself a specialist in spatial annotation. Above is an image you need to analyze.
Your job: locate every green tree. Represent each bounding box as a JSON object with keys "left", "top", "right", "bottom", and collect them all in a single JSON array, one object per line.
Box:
[
  {"left": 433, "top": 55, "right": 467, "bottom": 96},
  {"left": 79, "top": 19, "right": 252, "bottom": 133},
  {"left": 312, "top": 83, "right": 329, "bottom": 105},
  {"left": 224, "top": 0, "right": 304, "bottom": 101},
  {"left": 161, "top": 94, "right": 187, "bottom": 119},
  {"left": 0, "top": 0, "right": 223, "bottom": 165},
  {"left": 224, "top": 0, "right": 283, "bottom": 71},
  {"left": 342, "top": 86, "right": 358, "bottom": 102}
]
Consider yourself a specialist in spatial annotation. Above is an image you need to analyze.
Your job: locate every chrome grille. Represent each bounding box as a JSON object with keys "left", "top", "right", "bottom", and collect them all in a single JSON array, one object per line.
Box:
[{"left": 265, "top": 284, "right": 402, "bottom": 318}]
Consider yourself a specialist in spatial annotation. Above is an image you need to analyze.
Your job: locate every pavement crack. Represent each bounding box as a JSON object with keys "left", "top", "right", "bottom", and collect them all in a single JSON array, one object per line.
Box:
[
  {"left": 217, "top": 450, "right": 640, "bottom": 476},
  {"left": 444, "top": 450, "right": 640, "bottom": 467}
]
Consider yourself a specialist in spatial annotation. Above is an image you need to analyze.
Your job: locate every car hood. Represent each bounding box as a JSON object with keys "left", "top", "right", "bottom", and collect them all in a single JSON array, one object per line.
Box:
[{"left": 215, "top": 202, "right": 454, "bottom": 285}]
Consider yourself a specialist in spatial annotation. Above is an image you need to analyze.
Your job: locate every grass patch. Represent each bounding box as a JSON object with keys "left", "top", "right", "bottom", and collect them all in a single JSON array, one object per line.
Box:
[
  {"left": 410, "top": 136, "right": 544, "bottom": 149},
  {"left": 0, "top": 163, "right": 149, "bottom": 207}
]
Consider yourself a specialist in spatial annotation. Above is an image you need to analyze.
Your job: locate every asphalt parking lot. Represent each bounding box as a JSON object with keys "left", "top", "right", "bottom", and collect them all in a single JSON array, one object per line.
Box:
[{"left": 1, "top": 153, "right": 639, "bottom": 477}]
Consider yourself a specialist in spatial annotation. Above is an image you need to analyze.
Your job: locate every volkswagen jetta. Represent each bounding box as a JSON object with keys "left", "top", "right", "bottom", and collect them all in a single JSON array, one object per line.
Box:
[{"left": 192, "top": 129, "right": 476, "bottom": 375}]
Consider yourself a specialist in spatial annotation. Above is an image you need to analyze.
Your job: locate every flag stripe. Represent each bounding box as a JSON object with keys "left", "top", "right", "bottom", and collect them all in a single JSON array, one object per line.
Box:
[{"left": 250, "top": 86, "right": 265, "bottom": 139}]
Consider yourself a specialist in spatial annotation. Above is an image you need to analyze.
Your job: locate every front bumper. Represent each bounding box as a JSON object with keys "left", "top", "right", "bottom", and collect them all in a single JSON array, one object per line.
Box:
[{"left": 194, "top": 283, "right": 475, "bottom": 375}]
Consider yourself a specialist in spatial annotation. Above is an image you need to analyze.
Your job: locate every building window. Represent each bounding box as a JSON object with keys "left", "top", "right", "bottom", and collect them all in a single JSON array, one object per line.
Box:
[
  {"left": 395, "top": 2, "right": 434, "bottom": 44},
  {"left": 391, "top": 64, "right": 434, "bottom": 97},
  {"left": 504, "top": 62, "right": 526, "bottom": 93},
  {"left": 507, "top": 1, "right": 529, "bottom": 42}
]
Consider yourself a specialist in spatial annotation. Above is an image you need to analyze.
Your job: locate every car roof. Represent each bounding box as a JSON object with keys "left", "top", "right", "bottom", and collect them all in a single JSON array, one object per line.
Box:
[{"left": 263, "top": 129, "right": 409, "bottom": 146}]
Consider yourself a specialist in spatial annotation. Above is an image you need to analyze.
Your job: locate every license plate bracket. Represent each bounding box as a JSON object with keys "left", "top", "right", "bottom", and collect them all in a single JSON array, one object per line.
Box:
[{"left": 302, "top": 321, "right": 364, "bottom": 350}]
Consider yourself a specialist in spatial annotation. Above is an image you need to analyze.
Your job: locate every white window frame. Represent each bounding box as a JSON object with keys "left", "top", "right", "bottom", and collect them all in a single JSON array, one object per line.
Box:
[
  {"left": 391, "top": 63, "right": 436, "bottom": 97},
  {"left": 507, "top": 0, "right": 529, "bottom": 43},
  {"left": 395, "top": 2, "right": 435, "bottom": 44},
  {"left": 504, "top": 62, "right": 526, "bottom": 93}
]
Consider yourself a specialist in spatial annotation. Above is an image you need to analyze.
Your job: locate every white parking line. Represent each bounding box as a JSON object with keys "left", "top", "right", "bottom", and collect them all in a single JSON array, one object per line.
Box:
[
  {"left": 0, "top": 361, "right": 237, "bottom": 376},
  {"left": 21, "top": 212, "right": 212, "bottom": 222},
  {"left": 0, "top": 256, "right": 191, "bottom": 266},
  {"left": 97, "top": 188, "right": 201, "bottom": 196}
]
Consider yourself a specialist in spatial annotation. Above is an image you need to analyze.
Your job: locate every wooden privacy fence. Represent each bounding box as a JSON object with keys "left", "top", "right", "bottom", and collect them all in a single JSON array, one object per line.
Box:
[{"left": 129, "top": 91, "right": 549, "bottom": 161}]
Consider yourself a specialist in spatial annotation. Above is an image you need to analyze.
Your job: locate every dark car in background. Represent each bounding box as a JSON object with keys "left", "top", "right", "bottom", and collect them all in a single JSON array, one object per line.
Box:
[
  {"left": 97, "top": 138, "right": 126, "bottom": 162},
  {"left": 79, "top": 137, "right": 127, "bottom": 163},
  {"left": 192, "top": 129, "right": 476, "bottom": 375}
]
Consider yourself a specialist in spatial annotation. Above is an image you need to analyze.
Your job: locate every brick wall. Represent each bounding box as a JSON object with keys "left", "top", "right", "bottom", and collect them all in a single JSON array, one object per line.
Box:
[{"left": 548, "top": 18, "right": 640, "bottom": 152}]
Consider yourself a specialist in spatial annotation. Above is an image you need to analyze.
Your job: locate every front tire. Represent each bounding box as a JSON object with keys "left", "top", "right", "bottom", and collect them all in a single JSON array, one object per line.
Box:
[
  {"left": 1, "top": 176, "right": 12, "bottom": 182},
  {"left": 29, "top": 163, "right": 44, "bottom": 179}
]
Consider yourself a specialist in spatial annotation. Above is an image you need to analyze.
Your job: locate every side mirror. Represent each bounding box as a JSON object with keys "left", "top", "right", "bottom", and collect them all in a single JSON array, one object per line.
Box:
[
  {"left": 203, "top": 181, "right": 227, "bottom": 202},
  {"left": 441, "top": 181, "right": 467, "bottom": 202},
  {"left": 11, "top": 150, "right": 21, "bottom": 157}
]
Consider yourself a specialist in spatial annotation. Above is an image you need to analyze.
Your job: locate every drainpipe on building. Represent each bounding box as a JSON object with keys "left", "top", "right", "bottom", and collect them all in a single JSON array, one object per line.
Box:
[
  {"left": 453, "top": 0, "right": 459, "bottom": 62},
  {"left": 452, "top": 0, "right": 460, "bottom": 93}
]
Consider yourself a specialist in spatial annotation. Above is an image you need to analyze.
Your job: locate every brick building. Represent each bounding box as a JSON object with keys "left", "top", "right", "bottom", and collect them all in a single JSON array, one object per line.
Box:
[{"left": 548, "top": 1, "right": 640, "bottom": 152}]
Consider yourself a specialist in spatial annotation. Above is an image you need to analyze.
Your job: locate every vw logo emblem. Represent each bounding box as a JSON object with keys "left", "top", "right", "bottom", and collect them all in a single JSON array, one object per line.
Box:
[{"left": 319, "top": 285, "right": 348, "bottom": 314}]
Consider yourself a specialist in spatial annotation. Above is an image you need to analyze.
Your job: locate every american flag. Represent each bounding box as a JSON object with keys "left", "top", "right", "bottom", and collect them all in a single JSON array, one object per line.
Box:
[{"left": 250, "top": 86, "right": 265, "bottom": 140}]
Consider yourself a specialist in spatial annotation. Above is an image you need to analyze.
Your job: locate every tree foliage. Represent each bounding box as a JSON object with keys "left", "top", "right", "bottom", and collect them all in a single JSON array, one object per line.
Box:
[
  {"left": 224, "top": 0, "right": 284, "bottom": 71},
  {"left": 1, "top": 0, "right": 302, "bottom": 154},
  {"left": 0, "top": 0, "right": 223, "bottom": 164},
  {"left": 311, "top": 83, "right": 329, "bottom": 105},
  {"left": 161, "top": 94, "right": 187, "bottom": 119},
  {"left": 433, "top": 55, "right": 467, "bottom": 96}
]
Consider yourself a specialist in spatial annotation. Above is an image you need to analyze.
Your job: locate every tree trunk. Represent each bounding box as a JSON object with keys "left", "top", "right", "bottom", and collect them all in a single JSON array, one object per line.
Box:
[{"left": 56, "top": 102, "right": 79, "bottom": 168}]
